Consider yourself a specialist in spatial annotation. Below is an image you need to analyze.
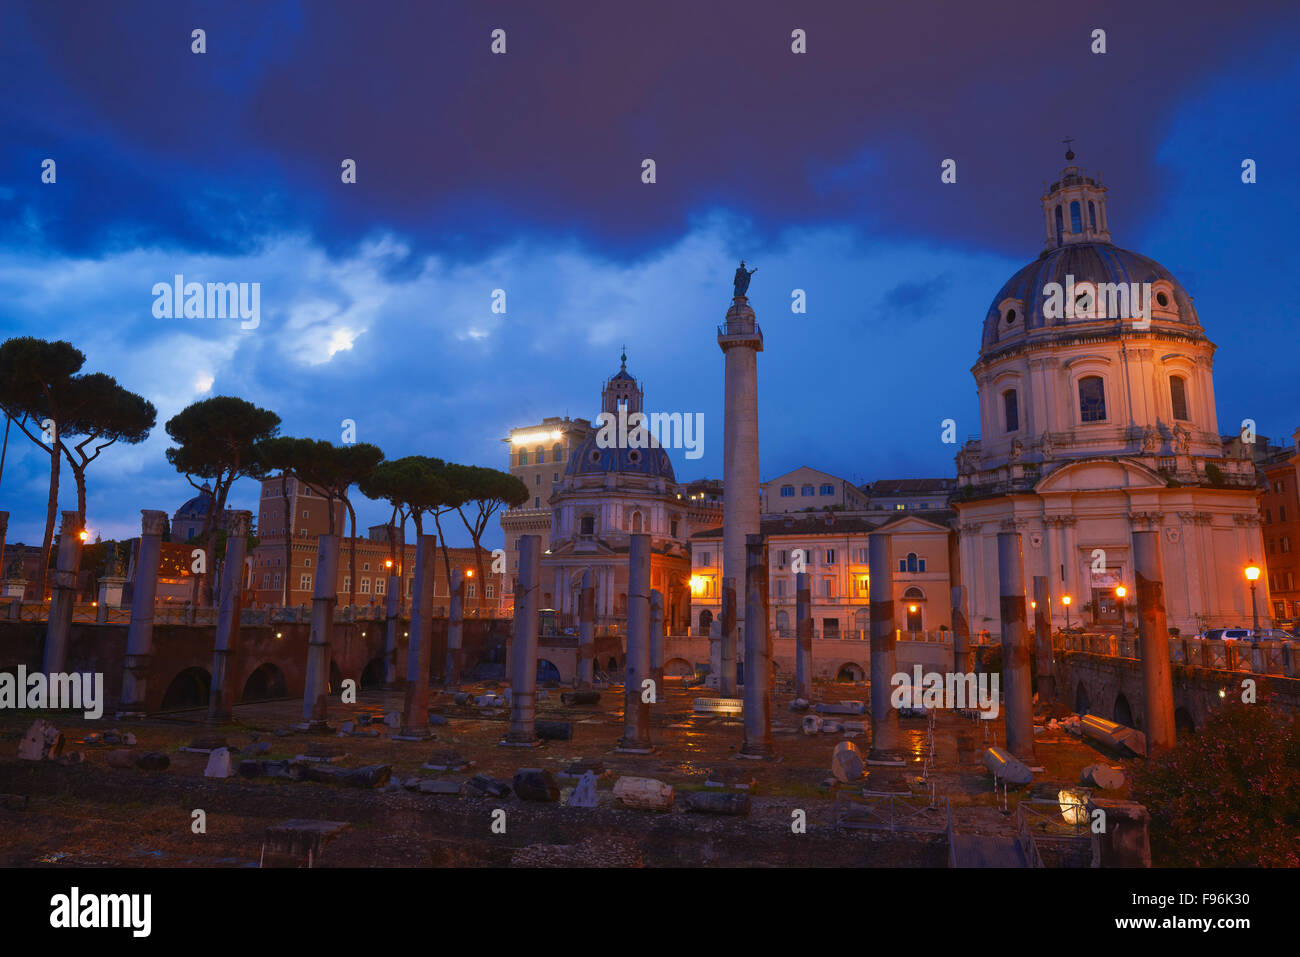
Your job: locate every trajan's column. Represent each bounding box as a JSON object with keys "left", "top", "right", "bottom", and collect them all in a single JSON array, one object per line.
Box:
[{"left": 717, "top": 261, "right": 763, "bottom": 694}]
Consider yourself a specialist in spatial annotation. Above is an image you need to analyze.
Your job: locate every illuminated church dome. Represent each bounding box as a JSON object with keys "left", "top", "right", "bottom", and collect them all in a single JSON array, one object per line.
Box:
[
  {"left": 980, "top": 151, "right": 1202, "bottom": 354},
  {"left": 564, "top": 350, "right": 675, "bottom": 482}
]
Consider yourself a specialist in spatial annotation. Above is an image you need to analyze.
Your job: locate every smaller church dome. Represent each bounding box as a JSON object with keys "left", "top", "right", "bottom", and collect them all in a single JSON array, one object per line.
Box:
[
  {"left": 565, "top": 434, "right": 676, "bottom": 481},
  {"left": 176, "top": 482, "right": 214, "bottom": 517}
]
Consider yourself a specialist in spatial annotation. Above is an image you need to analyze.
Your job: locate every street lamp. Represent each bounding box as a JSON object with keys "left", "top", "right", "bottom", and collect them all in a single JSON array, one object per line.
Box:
[
  {"left": 1115, "top": 585, "right": 1127, "bottom": 638},
  {"left": 1244, "top": 564, "right": 1260, "bottom": 633},
  {"left": 1062, "top": 594, "right": 1072, "bottom": 631}
]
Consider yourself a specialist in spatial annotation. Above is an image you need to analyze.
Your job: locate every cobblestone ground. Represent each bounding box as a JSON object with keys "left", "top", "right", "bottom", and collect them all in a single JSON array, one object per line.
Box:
[{"left": 0, "top": 679, "right": 1127, "bottom": 866}]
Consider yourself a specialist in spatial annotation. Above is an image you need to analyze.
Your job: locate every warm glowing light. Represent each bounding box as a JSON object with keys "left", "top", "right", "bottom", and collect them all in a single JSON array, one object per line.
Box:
[
  {"left": 1115, "top": 585, "right": 1127, "bottom": 599},
  {"left": 1062, "top": 595, "right": 1071, "bottom": 606},
  {"left": 511, "top": 429, "right": 563, "bottom": 445},
  {"left": 1244, "top": 564, "right": 1261, "bottom": 582},
  {"left": 1058, "top": 788, "right": 1089, "bottom": 826},
  {"left": 1219, "top": 688, "right": 1226, "bottom": 698},
  {"left": 465, "top": 569, "right": 473, "bottom": 578},
  {"left": 908, "top": 604, "right": 918, "bottom": 613},
  {"left": 1030, "top": 600, "right": 1036, "bottom": 610},
  {"left": 385, "top": 559, "right": 393, "bottom": 568},
  {"left": 78, "top": 530, "right": 89, "bottom": 542},
  {"left": 689, "top": 575, "right": 708, "bottom": 596}
]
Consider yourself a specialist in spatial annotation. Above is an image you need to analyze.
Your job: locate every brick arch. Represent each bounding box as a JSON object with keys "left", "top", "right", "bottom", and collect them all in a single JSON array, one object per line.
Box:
[
  {"left": 835, "top": 661, "right": 865, "bottom": 683},
  {"left": 664, "top": 657, "right": 693, "bottom": 677}
]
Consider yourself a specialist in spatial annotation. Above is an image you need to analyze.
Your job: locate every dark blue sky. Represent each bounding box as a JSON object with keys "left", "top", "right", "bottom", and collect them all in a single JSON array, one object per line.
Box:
[{"left": 1, "top": 0, "right": 1298, "bottom": 546}]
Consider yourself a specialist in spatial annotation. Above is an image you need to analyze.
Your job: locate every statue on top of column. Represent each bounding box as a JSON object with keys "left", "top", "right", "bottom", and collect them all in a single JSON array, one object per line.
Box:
[{"left": 733, "top": 261, "right": 757, "bottom": 298}]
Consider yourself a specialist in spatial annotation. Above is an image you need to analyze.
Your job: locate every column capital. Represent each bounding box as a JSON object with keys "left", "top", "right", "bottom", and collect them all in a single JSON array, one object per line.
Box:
[{"left": 141, "top": 509, "right": 168, "bottom": 537}]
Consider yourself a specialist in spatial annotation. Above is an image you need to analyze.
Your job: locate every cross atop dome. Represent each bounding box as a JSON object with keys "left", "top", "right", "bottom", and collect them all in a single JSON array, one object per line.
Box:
[{"left": 1041, "top": 142, "right": 1110, "bottom": 249}]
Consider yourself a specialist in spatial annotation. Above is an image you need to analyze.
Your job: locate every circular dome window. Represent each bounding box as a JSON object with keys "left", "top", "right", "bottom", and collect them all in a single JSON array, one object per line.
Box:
[
  {"left": 627, "top": 450, "right": 642, "bottom": 464},
  {"left": 1005, "top": 308, "right": 1016, "bottom": 324},
  {"left": 588, "top": 449, "right": 601, "bottom": 464},
  {"left": 1156, "top": 291, "right": 1170, "bottom": 308}
]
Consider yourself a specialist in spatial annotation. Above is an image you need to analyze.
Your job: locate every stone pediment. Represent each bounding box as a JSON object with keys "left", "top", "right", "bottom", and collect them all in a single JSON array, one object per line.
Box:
[
  {"left": 870, "top": 514, "right": 953, "bottom": 535},
  {"left": 1034, "top": 457, "right": 1166, "bottom": 494}
]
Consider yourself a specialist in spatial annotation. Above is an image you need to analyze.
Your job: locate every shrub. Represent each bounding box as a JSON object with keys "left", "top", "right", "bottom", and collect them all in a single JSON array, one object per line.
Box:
[{"left": 1129, "top": 701, "right": 1300, "bottom": 866}]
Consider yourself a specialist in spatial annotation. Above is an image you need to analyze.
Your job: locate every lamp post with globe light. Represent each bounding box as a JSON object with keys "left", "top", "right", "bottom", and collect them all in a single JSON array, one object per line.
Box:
[
  {"left": 1062, "top": 594, "right": 1072, "bottom": 631},
  {"left": 1245, "top": 564, "right": 1260, "bottom": 634},
  {"left": 1115, "top": 585, "right": 1127, "bottom": 639}
]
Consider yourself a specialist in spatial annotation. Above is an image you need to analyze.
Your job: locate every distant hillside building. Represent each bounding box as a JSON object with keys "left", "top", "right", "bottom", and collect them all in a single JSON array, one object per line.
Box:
[
  {"left": 761, "top": 467, "right": 869, "bottom": 513},
  {"left": 863, "top": 478, "right": 957, "bottom": 512}
]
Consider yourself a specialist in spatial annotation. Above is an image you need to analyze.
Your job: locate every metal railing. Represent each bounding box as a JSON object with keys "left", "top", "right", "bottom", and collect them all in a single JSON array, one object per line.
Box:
[
  {"left": 835, "top": 791, "right": 950, "bottom": 834},
  {"left": 1015, "top": 798, "right": 1090, "bottom": 869}
]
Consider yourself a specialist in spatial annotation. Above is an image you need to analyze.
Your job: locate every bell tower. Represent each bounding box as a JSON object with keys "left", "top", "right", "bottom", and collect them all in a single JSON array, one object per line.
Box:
[
  {"left": 600, "top": 348, "right": 643, "bottom": 415},
  {"left": 1041, "top": 142, "right": 1111, "bottom": 249}
]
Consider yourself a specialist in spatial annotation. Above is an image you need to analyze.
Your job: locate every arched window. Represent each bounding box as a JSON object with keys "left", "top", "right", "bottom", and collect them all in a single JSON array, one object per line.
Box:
[
  {"left": 1088, "top": 200, "right": 1097, "bottom": 230},
  {"left": 580, "top": 515, "right": 595, "bottom": 536},
  {"left": 775, "top": 610, "right": 790, "bottom": 634},
  {"left": 631, "top": 511, "right": 643, "bottom": 533},
  {"left": 899, "top": 553, "right": 922, "bottom": 574},
  {"left": 1054, "top": 205, "right": 1064, "bottom": 244},
  {"left": 1070, "top": 200, "right": 1082, "bottom": 234},
  {"left": 1170, "top": 375, "right": 1190, "bottom": 421},
  {"left": 552, "top": 443, "right": 563, "bottom": 465},
  {"left": 1003, "top": 389, "right": 1019, "bottom": 432},
  {"left": 1078, "top": 375, "right": 1107, "bottom": 422},
  {"left": 518, "top": 450, "right": 528, "bottom": 465},
  {"left": 534, "top": 446, "right": 545, "bottom": 464}
]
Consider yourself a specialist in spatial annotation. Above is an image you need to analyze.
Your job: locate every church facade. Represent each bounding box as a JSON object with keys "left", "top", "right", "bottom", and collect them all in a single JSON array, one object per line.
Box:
[
  {"left": 533, "top": 354, "right": 720, "bottom": 634},
  {"left": 953, "top": 154, "right": 1267, "bottom": 637}
]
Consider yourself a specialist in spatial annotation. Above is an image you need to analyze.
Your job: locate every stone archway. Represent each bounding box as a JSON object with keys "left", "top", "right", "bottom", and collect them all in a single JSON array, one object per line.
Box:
[
  {"left": 1074, "top": 680, "right": 1091, "bottom": 715},
  {"left": 699, "top": 609, "right": 713, "bottom": 634},
  {"left": 161, "top": 667, "right": 211, "bottom": 710},
  {"left": 1113, "top": 692, "right": 1134, "bottom": 727},
  {"left": 836, "top": 662, "right": 865, "bottom": 683},
  {"left": 241, "top": 662, "right": 287, "bottom": 702},
  {"left": 665, "top": 657, "right": 693, "bottom": 677},
  {"left": 360, "top": 657, "right": 386, "bottom": 690}
]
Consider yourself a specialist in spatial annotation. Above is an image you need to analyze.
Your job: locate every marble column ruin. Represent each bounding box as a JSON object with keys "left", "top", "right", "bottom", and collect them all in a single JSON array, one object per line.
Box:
[
  {"left": 720, "top": 577, "right": 737, "bottom": 694},
  {"left": 578, "top": 567, "right": 595, "bottom": 687},
  {"left": 207, "top": 509, "right": 251, "bottom": 725},
  {"left": 505, "top": 534, "right": 540, "bottom": 745},
  {"left": 796, "top": 570, "right": 813, "bottom": 700},
  {"left": 1134, "top": 530, "right": 1176, "bottom": 752},
  {"left": 650, "top": 587, "right": 665, "bottom": 699},
  {"left": 741, "top": 534, "right": 772, "bottom": 757},
  {"left": 1032, "top": 575, "right": 1055, "bottom": 703},
  {"left": 445, "top": 568, "right": 464, "bottom": 689},
  {"left": 619, "top": 532, "right": 652, "bottom": 750},
  {"left": 400, "top": 534, "right": 437, "bottom": 732},
  {"left": 383, "top": 570, "right": 401, "bottom": 687},
  {"left": 997, "top": 531, "right": 1035, "bottom": 763},
  {"left": 951, "top": 583, "right": 971, "bottom": 674},
  {"left": 302, "top": 532, "right": 340, "bottom": 729},
  {"left": 118, "top": 510, "right": 166, "bottom": 715},
  {"left": 868, "top": 532, "right": 903, "bottom": 762},
  {"left": 42, "top": 510, "right": 84, "bottom": 675}
]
